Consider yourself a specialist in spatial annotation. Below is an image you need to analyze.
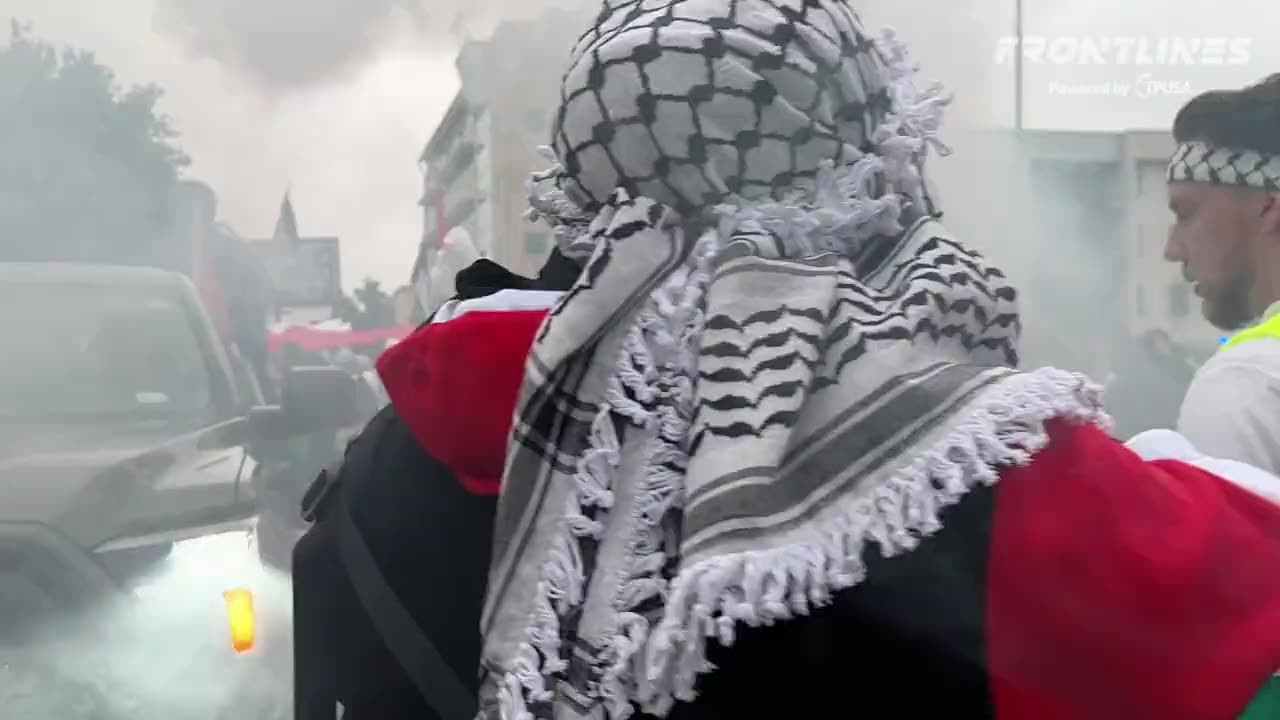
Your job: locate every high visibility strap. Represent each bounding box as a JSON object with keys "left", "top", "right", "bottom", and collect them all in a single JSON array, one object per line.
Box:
[{"left": 1222, "top": 312, "right": 1280, "bottom": 351}]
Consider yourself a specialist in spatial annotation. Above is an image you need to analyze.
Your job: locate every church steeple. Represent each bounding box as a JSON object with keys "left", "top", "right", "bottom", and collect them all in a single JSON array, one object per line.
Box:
[{"left": 272, "top": 189, "right": 299, "bottom": 243}]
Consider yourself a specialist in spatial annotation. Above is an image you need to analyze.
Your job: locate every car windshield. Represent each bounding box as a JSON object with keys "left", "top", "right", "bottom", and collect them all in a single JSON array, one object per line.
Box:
[{"left": 0, "top": 281, "right": 214, "bottom": 420}]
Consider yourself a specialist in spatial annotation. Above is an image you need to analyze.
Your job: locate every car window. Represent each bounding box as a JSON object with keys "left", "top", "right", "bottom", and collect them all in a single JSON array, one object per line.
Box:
[{"left": 0, "top": 282, "right": 214, "bottom": 420}]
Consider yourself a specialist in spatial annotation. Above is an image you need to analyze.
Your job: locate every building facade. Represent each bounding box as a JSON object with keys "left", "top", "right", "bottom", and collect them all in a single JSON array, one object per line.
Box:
[
  {"left": 929, "top": 128, "right": 1218, "bottom": 372},
  {"left": 413, "top": 7, "right": 1214, "bottom": 364},
  {"left": 419, "top": 94, "right": 488, "bottom": 259},
  {"left": 416, "top": 3, "right": 596, "bottom": 294}
]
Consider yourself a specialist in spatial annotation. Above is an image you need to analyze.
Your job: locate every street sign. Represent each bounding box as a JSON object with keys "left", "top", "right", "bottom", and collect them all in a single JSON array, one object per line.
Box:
[{"left": 252, "top": 237, "right": 341, "bottom": 308}]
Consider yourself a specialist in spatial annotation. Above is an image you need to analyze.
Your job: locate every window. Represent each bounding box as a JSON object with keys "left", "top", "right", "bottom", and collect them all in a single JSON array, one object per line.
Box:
[
  {"left": 440, "top": 142, "right": 480, "bottom": 186},
  {"left": 525, "top": 231, "right": 550, "bottom": 257},
  {"left": 0, "top": 283, "right": 213, "bottom": 419},
  {"left": 1168, "top": 281, "right": 1191, "bottom": 318},
  {"left": 446, "top": 196, "right": 482, "bottom": 228}
]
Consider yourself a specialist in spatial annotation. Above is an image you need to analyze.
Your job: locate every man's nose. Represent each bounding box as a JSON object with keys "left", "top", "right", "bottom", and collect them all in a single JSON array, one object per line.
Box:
[{"left": 1163, "top": 226, "right": 1183, "bottom": 262}]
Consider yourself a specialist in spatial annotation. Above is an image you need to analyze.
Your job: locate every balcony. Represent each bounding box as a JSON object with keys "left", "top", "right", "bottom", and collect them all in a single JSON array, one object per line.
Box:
[
  {"left": 445, "top": 196, "right": 484, "bottom": 228},
  {"left": 438, "top": 142, "right": 482, "bottom": 187}
]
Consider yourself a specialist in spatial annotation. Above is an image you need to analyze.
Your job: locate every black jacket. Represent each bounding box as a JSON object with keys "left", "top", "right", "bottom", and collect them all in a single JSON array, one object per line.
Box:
[
  {"left": 292, "top": 251, "right": 581, "bottom": 719},
  {"left": 292, "top": 249, "right": 998, "bottom": 719}
]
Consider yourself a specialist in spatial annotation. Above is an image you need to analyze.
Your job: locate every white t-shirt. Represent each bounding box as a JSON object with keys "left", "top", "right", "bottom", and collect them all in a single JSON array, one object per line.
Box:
[{"left": 1176, "top": 303, "right": 1280, "bottom": 475}]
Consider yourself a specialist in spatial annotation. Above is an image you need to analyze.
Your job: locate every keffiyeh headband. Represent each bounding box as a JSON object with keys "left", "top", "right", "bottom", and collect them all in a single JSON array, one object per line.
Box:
[{"left": 1167, "top": 141, "right": 1280, "bottom": 191}]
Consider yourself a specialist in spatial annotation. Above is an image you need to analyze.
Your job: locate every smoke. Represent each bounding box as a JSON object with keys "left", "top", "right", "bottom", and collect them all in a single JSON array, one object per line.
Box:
[
  {"left": 154, "top": 0, "right": 573, "bottom": 93},
  {"left": 153, "top": 0, "right": 430, "bottom": 91},
  {"left": 3, "top": 531, "right": 293, "bottom": 719}
]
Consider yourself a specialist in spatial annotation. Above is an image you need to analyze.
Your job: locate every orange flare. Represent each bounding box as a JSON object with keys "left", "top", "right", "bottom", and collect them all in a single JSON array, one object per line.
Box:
[{"left": 223, "top": 588, "right": 255, "bottom": 653}]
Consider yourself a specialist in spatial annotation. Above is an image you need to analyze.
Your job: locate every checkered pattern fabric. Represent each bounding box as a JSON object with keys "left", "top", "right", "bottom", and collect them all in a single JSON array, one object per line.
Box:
[
  {"left": 551, "top": 0, "right": 909, "bottom": 218},
  {"left": 478, "top": 2, "right": 1106, "bottom": 718},
  {"left": 1167, "top": 141, "right": 1280, "bottom": 192}
]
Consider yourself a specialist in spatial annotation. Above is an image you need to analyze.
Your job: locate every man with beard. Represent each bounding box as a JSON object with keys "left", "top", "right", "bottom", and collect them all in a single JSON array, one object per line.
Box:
[{"left": 1165, "top": 75, "right": 1280, "bottom": 473}]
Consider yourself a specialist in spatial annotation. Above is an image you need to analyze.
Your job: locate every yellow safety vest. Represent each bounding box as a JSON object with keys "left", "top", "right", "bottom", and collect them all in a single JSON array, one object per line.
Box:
[
  {"left": 1222, "top": 311, "right": 1280, "bottom": 351},
  {"left": 1214, "top": 309, "right": 1280, "bottom": 720}
]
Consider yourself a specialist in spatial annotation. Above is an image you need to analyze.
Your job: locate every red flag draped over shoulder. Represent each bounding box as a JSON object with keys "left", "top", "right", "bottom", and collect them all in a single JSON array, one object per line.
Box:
[{"left": 987, "top": 420, "right": 1280, "bottom": 720}]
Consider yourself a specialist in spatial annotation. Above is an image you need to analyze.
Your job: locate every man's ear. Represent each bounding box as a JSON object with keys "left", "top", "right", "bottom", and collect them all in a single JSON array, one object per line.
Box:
[{"left": 1262, "top": 192, "right": 1280, "bottom": 235}]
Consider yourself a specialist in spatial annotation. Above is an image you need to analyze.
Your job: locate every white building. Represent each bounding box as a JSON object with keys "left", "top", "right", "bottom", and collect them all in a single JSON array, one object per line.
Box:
[
  {"left": 415, "top": 3, "right": 596, "bottom": 297},
  {"left": 418, "top": 94, "right": 487, "bottom": 257},
  {"left": 926, "top": 127, "right": 1218, "bottom": 374},
  {"left": 412, "top": 3, "right": 1220, "bottom": 362},
  {"left": 1022, "top": 129, "right": 1214, "bottom": 352}
]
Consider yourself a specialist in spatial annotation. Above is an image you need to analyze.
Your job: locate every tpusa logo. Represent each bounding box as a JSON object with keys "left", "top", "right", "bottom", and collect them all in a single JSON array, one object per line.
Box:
[
  {"left": 1040, "top": 73, "right": 1197, "bottom": 99},
  {"left": 995, "top": 36, "right": 1253, "bottom": 100},
  {"left": 994, "top": 36, "right": 1253, "bottom": 66}
]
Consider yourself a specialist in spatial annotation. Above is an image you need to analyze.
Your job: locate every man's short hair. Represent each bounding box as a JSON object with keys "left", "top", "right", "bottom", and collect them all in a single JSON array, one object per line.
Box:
[{"left": 1173, "top": 73, "right": 1280, "bottom": 153}]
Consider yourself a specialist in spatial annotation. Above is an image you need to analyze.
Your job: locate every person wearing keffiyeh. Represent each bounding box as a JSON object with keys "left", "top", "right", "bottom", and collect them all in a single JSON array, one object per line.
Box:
[
  {"left": 1164, "top": 75, "right": 1280, "bottom": 476},
  {"left": 471, "top": 2, "right": 1280, "bottom": 719}
]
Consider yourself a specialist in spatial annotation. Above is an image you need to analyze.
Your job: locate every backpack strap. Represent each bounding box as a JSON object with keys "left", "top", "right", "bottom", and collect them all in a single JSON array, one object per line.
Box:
[{"left": 332, "top": 461, "right": 475, "bottom": 719}]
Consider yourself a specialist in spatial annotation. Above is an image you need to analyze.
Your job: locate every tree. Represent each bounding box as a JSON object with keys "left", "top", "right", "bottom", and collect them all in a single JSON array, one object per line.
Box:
[
  {"left": 337, "top": 278, "right": 395, "bottom": 331},
  {"left": 0, "top": 20, "right": 189, "bottom": 264}
]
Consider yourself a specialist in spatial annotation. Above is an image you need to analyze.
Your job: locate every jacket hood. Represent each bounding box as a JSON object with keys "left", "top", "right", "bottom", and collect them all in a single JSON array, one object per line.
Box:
[{"left": 375, "top": 289, "right": 561, "bottom": 495}]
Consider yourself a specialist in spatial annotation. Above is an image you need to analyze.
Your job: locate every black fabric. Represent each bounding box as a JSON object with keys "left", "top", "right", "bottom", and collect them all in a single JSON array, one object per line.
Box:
[
  {"left": 295, "top": 247, "right": 1000, "bottom": 718},
  {"left": 293, "top": 407, "right": 497, "bottom": 720},
  {"left": 295, "top": 417, "right": 996, "bottom": 720},
  {"left": 661, "top": 483, "right": 996, "bottom": 718},
  {"left": 533, "top": 247, "right": 583, "bottom": 291},
  {"left": 293, "top": 404, "right": 494, "bottom": 717},
  {"left": 453, "top": 248, "right": 582, "bottom": 299},
  {"left": 336, "top": 459, "right": 475, "bottom": 719},
  {"left": 454, "top": 259, "right": 533, "bottom": 299},
  {"left": 293, "top": 255, "right": 582, "bottom": 720}
]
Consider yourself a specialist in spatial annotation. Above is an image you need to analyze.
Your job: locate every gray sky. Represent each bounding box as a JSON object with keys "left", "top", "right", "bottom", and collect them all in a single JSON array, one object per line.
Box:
[
  {"left": 3, "top": 0, "right": 563, "bottom": 290},
  {"left": 4, "top": 0, "right": 1276, "bottom": 289}
]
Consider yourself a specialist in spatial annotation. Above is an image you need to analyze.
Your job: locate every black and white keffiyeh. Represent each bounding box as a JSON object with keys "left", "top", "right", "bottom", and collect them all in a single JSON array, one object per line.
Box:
[
  {"left": 1167, "top": 141, "right": 1280, "bottom": 191},
  {"left": 479, "top": 1, "right": 1107, "bottom": 718}
]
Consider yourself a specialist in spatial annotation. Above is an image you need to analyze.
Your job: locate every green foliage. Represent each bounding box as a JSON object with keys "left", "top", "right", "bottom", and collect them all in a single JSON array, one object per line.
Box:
[{"left": 0, "top": 20, "right": 189, "bottom": 263}]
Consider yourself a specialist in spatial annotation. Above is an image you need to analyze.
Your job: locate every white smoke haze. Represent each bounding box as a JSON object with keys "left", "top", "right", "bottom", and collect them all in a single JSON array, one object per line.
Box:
[
  {"left": 3, "top": 531, "right": 292, "bottom": 719},
  {"left": 426, "top": 226, "right": 481, "bottom": 313},
  {"left": 5, "top": 0, "right": 1277, "bottom": 289},
  {"left": 152, "top": 0, "right": 580, "bottom": 94},
  {"left": 0, "top": 1, "right": 1275, "bottom": 718},
  {"left": 153, "top": 0, "right": 433, "bottom": 93}
]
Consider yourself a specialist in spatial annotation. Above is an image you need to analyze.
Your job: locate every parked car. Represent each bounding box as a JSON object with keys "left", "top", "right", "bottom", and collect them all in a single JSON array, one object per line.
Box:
[{"left": 0, "top": 263, "right": 360, "bottom": 626}]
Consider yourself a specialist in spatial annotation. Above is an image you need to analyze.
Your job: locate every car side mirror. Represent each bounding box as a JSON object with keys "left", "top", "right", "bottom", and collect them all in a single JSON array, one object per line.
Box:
[
  {"left": 279, "top": 365, "right": 362, "bottom": 434},
  {"left": 244, "top": 365, "right": 363, "bottom": 464}
]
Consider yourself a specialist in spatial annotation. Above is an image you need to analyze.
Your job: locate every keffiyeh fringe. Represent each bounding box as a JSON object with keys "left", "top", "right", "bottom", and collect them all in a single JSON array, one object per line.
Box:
[
  {"left": 641, "top": 368, "right": 1108, "bottom": 713},
  {"left": 500, "top": 25, "right": 1078, "bottom": 720}
]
